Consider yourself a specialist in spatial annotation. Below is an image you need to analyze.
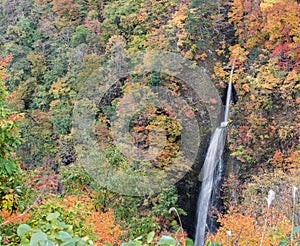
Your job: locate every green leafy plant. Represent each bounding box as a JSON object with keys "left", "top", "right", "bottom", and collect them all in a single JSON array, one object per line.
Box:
[
  {"left": 17, "top": 212, "right": 95, "bottom": 246},
  {"left": 0, "top": 55, "right": 23, "bottom": 212},
  {"left": 71, "top": 26, "right": 91, "bottom": 47},
  {"left": 60, "top": 164, "right": 93, "bottom": 195},
  {"left": 206, "top": 242, "right": 222, "bottom": 246},
  {"left": 120, "top": 232, "right": 194, "bottom": 246}
]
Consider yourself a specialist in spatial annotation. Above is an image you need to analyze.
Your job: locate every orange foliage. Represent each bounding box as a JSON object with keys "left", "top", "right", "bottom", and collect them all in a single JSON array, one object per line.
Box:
[
  {"left": 229, "top": 0, "right": 300, "bottom": 69},
  {"left": 207, "top": 209, "right": 262, "bottom": 245},
  {"left": 0, "top": 55, "right": 12, "bottom": 68},
  {"left": 284, "top": 138, "right": 300, "bottom": 170},
  {"left": 86, "top": 209, "right": 123, "bottom": 246},
  {"left": 0, "top": 210, "right": 31, "bottom": 225},
  {"left": 207, "top": 206, "right": 292, "bottom": 246},
  {"left": 261, "top": 1, "right": 300, "bottom": 70},
  {"left": 271, "top": 149, "right": 284, "bottom": 168},
  {"left": 61, "top": 195, "right": 123, "bottom": 245},
  {"left": 0, "top": 55, "right": 12, "bottom": 80},
  {"left": 0, "top": 195, "right": 123, "bottom": 245},
  {"left": 222, "top": 0, "right": 300, "bottom": 170},
  {"left": 170, "top": 230, "right": 188, "bottom": 245},
  {"left": 216, "top": 168, "right": 298, "bottom": 246}
]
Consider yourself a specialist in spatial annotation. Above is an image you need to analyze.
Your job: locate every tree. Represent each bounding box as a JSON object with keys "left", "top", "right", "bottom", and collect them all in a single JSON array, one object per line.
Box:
[
  {"left": 71, "top": 25, "right": 90, "bottom": 47},
  {"left": 0, "top": 55, "right": 23, "bottom": 211}
]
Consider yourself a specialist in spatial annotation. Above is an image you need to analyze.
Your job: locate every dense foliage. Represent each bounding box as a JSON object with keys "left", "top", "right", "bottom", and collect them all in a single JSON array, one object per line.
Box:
[
  {"left": 0, "top": 55, "right": 23, "bottom": 212},
  {"left": 0, "top": 0, "right": 299, "bottom": 245}
]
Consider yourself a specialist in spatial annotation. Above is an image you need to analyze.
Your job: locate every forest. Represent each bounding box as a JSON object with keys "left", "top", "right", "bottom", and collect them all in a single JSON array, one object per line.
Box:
[{"left": 0, "top": 0, "right": 299, "bottom": 245}]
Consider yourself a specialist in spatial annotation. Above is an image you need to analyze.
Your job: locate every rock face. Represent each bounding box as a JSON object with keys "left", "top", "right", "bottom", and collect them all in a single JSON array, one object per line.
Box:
[{"left": 176, "top": 133, "right": 210, "bottom": 239}]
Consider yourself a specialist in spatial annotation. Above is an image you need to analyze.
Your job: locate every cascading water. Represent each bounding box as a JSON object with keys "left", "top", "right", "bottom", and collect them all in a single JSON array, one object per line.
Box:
[
  {"left": 194, "top": 127, "right": 226, "bottom": 246},
  {"left": 194, "top": 63, "right": 235, "bottom": 246}
]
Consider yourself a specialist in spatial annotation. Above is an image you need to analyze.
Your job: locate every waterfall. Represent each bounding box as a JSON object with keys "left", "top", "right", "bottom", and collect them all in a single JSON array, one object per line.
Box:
[
  {"left": 194, "top": 63, "right": 235, "bottom": 246},
  {"left": 194, "top": 127, "right": 226, "bottom": 246}
]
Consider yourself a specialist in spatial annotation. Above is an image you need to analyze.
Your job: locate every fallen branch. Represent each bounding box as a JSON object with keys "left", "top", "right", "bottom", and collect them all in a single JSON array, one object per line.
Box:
[{"left": 0, "top": 190, "right": 43, "bottom": 227}]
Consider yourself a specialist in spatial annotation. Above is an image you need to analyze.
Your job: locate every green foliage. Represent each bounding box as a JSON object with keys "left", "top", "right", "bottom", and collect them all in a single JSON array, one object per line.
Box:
[
  {"left": 105, "top": 187, "right": 185, "bottom": 239},
  {"left": 0, "top": 58, "right": 23, "bottom": 211},
  {"left": 206, "top": 242, "right": 222, "bottom": 246},
  {"left": 100, "top": 0, "right": 142, "bottom": 42},
  {"left": 120, "top": 232, "right": 194, "bottom": 246},
  {"left": 157, "top": 235, "right": 178, "bottom": 246},
  {"left": 17, "top": 212, "right": 95, "bottom": 246},
  {"left": 6, "top": 17, "right": 40, "bottom": 49},
  {"left": 152, "top": 187, "right": 186, "bottom": 217},
  {"left": 2, "top": 1, "right": 298, "bottom": 245},
  {"left": 27, "top": 52, "right": 46, "bottom": 80},
  {"left": 25, "top": 194, "right": 98, "bottom": 240},
  {"left": 149, "top": 72, "right": 162, "bottom": 87},
  {"left": 60, "top": 164, "right": 93, "bottom": 194},
  {"left": 184, "top": 0, "right": 228, "bottom": 61},
  {"left": 50, "top": 103, "right": 73, "bottom": 135},
  {"left": 71, "top": 26, "right": 90, "bottom": 47},
  {"left": 18, "top": 111, "right": 56, "bottom": 168}
]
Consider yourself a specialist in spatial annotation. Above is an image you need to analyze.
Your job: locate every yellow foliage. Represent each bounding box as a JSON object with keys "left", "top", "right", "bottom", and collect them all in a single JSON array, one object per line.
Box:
[
  {"left": 260, "top": 0, "right": 281, "bottom": 10},
  {"left": 213, "top": 62, "right": 228, "bottom": 79},
  {"left": 261, "top": 0, "right": 300, "bottom": 49},
  {"left": 280, "top": 69, "right": 298, "bottom": 100},
  {"left": 171, "top": 5, "right": 187, "bottom": 29},
  {"left": 278, "top": 125, "right": 295, "bottom": 141},
  {"left": 49, "top": 77, "right": 70, "bottom": 105},
  {"left": 228, "top": 44, "right": 249, "bottom": 63},
  {"left": 27, "top": 52, "right": 47, "bottom": 77},
  {"left": 49, "top": 99, "right": 59, "bottom": 109},
  {"left": 228, "top": 0, "right": 263, "bottom": 44}
]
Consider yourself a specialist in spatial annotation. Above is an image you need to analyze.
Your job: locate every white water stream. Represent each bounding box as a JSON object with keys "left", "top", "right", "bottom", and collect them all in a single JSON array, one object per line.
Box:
[
  {"left": 194, "top": 63, "right": 235, "bottom": 246},
  {"left": 194, "top": 126, "right": 226, "bottom": 246}
]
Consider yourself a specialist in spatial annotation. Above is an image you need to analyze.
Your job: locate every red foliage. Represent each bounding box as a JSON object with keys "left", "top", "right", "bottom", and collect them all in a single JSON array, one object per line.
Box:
[
  {"left": 239, "top": 125, "right": 249, "bottom": 142},
  {"left": 84, "top": 12, "right": 101, "bottom": 34},
  {"left": 0, "top": 55, "right": 12, "bottom": 80},
  {"left": 271, "top": 149, "right": 284, "bottom": 168},
  {"left": 51, "top": 0, "right": 78, "bottom": 22}
]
